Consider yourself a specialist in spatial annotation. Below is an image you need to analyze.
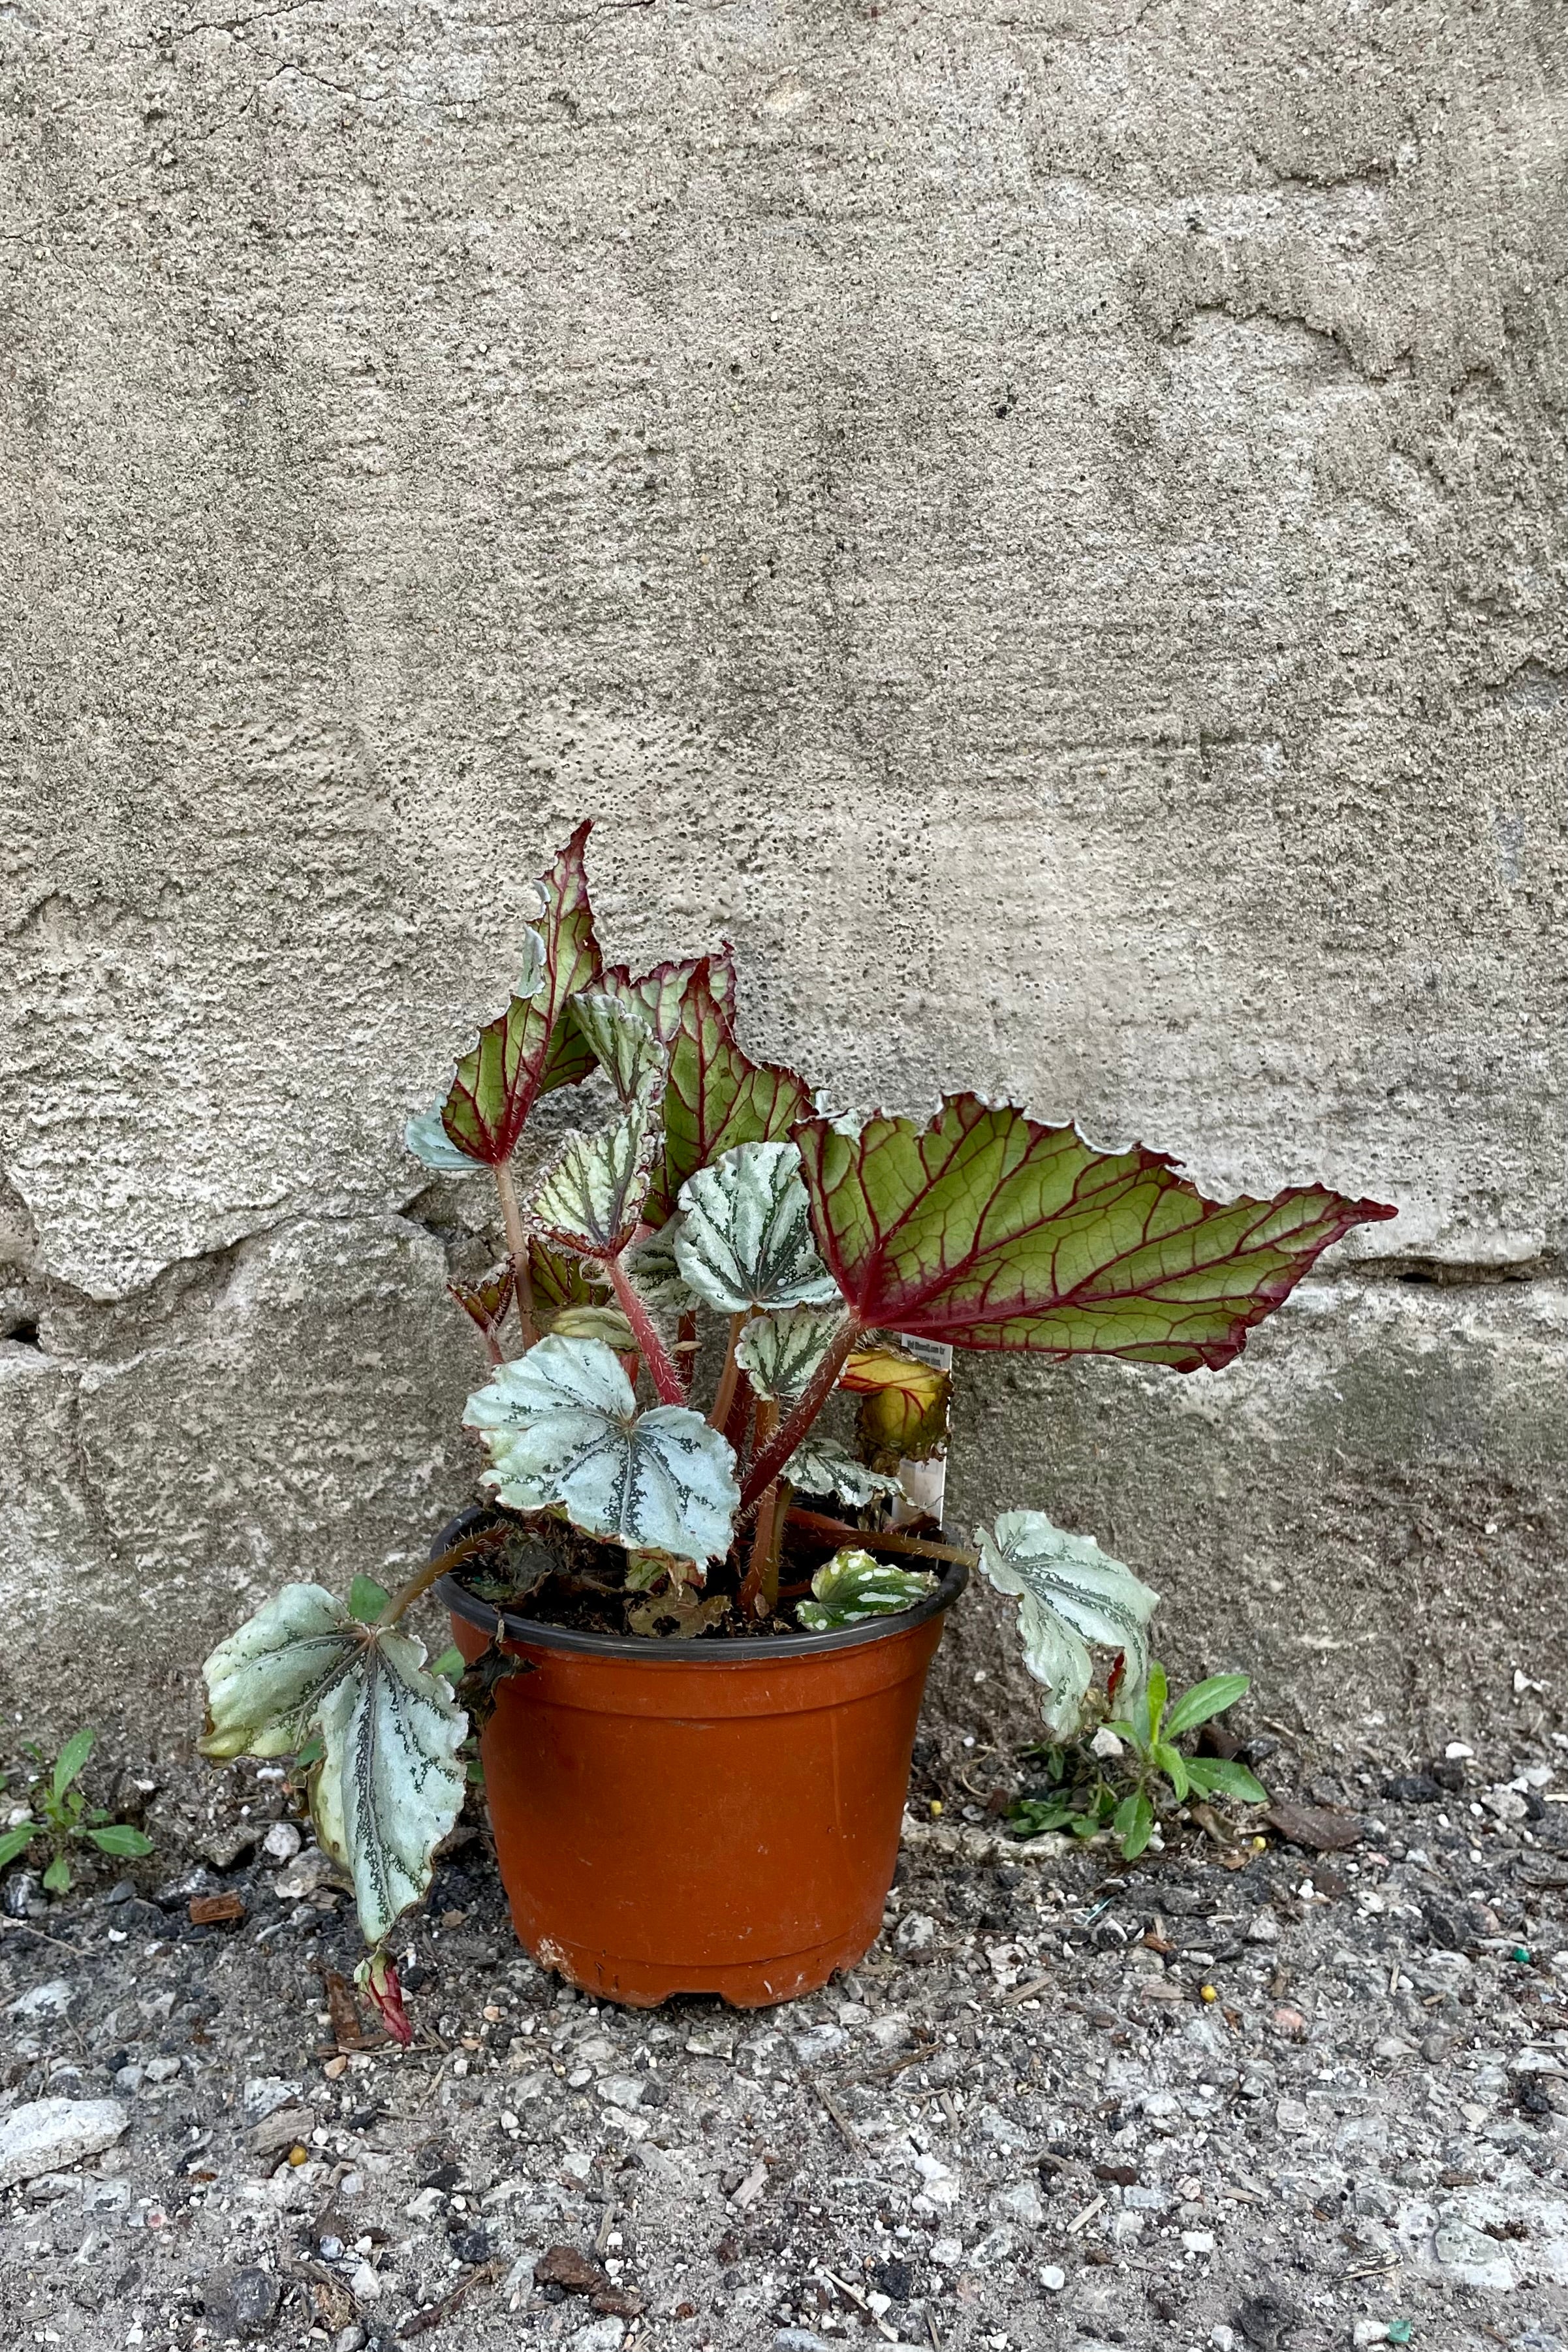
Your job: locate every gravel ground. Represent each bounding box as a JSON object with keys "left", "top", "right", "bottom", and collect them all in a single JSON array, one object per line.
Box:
[{"left": 3, "top": 1725, "right": 1567, "bottom": 2352}]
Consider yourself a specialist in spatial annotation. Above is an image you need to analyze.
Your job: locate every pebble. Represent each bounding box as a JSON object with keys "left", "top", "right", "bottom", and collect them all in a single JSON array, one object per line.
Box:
[
  {"left": 567, "top": 2321, "right": 625, "bottom": 2351},
  {"left": 6, "top": 1979, "right": 74, "bottom": 2020},
  {"left": 595, "top": 2075, "right": 646, "bottom": 2110},
  {"left": 1276, "top": 2099, "right": 1310, "bottom": 2133},
  {"left": 1184, "top": 2230, "right": 1217, "bottom": 2253},
  {"left": 1041, "top": 2264, "right": 1067, "bottom": 2290},
  {"left": 993, "top": 2177, "right": 1046, "bottom": 2227},
  {"left": 773, "top": 2334, "right": 836, "bottom": 2352},
  {"left": 273, "top": 1846, "right": 345, "bottom": 1901},
  {"left": 262, "top": 1819, "right": 302, "bottom": 1862},
  {"left": 242, "top": 2077, "right": 303, "bottom": 2123},
  {"left": 0, "top": 2097, "right": 129, "bottom": 2189},
  {"left": 200, "top": 2266, "right": 282, "bottom": 2339},
  {"left": 347, "top": 2260, "right": 381, "bottom": 2302},
  {"left": 1351, "top": 2325, "right": 1389, "bottom": 2347},
  {"left": 894, "top": 1911, "right": 937, "bottom": 1956}
]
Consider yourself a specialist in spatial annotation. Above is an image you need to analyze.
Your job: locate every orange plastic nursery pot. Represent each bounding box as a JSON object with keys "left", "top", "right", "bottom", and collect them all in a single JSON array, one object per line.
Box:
[{"left": 437, "top": 1529, "right": 966, "bottom": 2010}]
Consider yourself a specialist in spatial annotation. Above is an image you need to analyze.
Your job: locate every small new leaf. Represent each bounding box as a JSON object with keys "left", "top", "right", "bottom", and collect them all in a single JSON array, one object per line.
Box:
[
  {"left": 464, "top": 1336, "right": 740, "bottom": 1567},
  {"left": 675, "top": 1141, "right": 841, "bottom": 1315},
  {"left": 448, "top": 1264, "right": 516, "bottom": 1343},
  {"left": 527, "top": 1091, "right": 665, "bottom": 1261},
  {"left": 52, "top": 1727, "right": 95, "bottom": 1801},
  {"left": 977, "top": 1510, "right": 1159, "bottom": 1742},
  {"left": 795, "top": 1547, "right": 935, "bottom": 1631},
  {"left": 735, "top": 1304, "right": 849, "bottom": 1403},
  {"left": 843, "top": 1343, "right": 952, "bottom": 1463},
  {"left": 782, "top": 1434, "right": 907, "bottom": 1509},
  {"left": 348, "top": 1576, "right": 391, "bottom": 1625},
  {"left": 571, "top": 992, "right": 666, "bottom": 1105},
  {"left": 1162, "top": 1672, "right": 1250, "bottom": 1738}
]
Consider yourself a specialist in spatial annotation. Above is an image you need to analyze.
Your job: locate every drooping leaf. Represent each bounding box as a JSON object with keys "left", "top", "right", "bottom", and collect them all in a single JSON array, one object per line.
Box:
[
  {"left": 311, "top": 1625, "right": 466, "bottom": 1949},
  {"left": 571, "top": 992, "right": 666, "bottom": 1105},
  {"left": 200, "top": 1585, "right": 362, "bottom": 1761},
  {"left": 527, "top": 1238, "right": 603, "bottom": 1321},
  {"left": 795, "top": 1547, "right": 935, "bottom": 1631},
  {"left": 1116, "top": 1790, "right": 1155, "bottom": 1860},
  {"left": 448, "top": 1264, "right": 515, "bottom": 1344},
  {"left": 629, "top": 1590, "right": 733, "bottom": 1638},
  {"left": 84, "top": 1823, "right": 155, "bottom": 1858},
  {"left": 600, "top": 944, "right": 738, "bottom": 1043},
  {"left": 795, "top": 1093, "right": 1397, "bottom": 1370},
  {"left": 52, "top": 1727, "right": 95, "bottom": 1800},
  {"left": 1153, "top": 1740, "right": 1190, "bottom": 1801},
  {"left": 405, "top": 1105, "right": 482, "bottom": 1174},
  {"left": 527, "top": 1091, "right": 665, "bottom": 1261},
  {"left": 977, "top": 1509, "right": 1159, "bottom": 1742},
  {"left": 642, "top": 962, "right": 813, "bottom": 1228},
  {"left": 439, "top": 824, "right": 604, "bottom": 1166},
  {"left": 675, "top": 1141, "right": 841, "bottom": 1315},
  {"left": 843, "top": 1343, "right": 952, "bottom": 1463},
  {"left": 463, "top": 1336, "right": 740, "bottom": 1567},
  {"left": 1162, "top": 1672, "right": 1250, "bottom": 1738},
  {"left": 736, "top": 1304, "right": 850, "bottom": 1403},
  {"left": 782, "top": 1434, "right": 907, "bottom": 1509}
]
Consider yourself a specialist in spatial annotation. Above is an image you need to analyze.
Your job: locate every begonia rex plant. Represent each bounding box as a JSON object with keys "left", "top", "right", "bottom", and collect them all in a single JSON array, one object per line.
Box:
[{"left": 199, "top": 825, "right": 1394, "bottom": 2030}]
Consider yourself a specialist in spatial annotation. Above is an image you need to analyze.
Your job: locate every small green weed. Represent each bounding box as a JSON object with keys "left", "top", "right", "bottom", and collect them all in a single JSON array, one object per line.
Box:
[
  {"left": 1010, "top": 1665, "right": 1268, "bottom": 1860},
  {"left": 0, "top": 1729, "right": 155, "bottom": 1894}
]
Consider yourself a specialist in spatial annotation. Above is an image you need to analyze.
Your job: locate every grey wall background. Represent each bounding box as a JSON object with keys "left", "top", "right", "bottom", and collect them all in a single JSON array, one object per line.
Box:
[{"left": 1, "top": 1, "right": 1563, "bottom": 1751}]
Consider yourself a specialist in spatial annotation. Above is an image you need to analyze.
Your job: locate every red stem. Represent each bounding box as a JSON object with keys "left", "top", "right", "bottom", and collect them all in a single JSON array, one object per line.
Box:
[
  {"left": 494, "top": 1163, "right": 539, "bottom": 1349},
  {"left": 739, "top": 1323, "right": 860, "bottom": 1511},
  {"left": 606, "top": 1255, "right": 687, "bottom": 1405}
]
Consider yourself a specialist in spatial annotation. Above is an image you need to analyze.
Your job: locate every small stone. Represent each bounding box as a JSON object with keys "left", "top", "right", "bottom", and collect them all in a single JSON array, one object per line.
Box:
[
  {"left": 263, "top": 1820, "right": 302, "bottom": 1862},
  {"left": 200, "top": 2265, "right": 282, "bottom": 2339},
  {"left": 1246, "top": 1913, "right": 1279, "bottom": 1945},
  {"left": 1444, "top": 1741, "right": 1475, "bottom": 1760},
  {"left": 773, "top": 2334, "right": 834, "bottom": 2352},
  {"left": 242, "top": 2077, "right": 303, "bottom": 2124},
  {"left": 404, "top": 2187, "right": 446, "bottom": 2222},
  {"left": 595, "top": 2076, "right": 645, "bottom": 2111},
  {"left": 894, "top": 1911, "right": 937, "bottom": 1957},
  {"left": 994, "top": 2177, "right": 1046, "bottom": 2227},
  {"left": 1090, "top": 1727, "right": 1125, "bottom": 1760},
  {"left": 567, "top": 2321, "right": 625, "bottom": 2352},
  {"left": 1183, "top": 2229, "right": 1216, "bottom": 2254},
  {"left": 113, "top": 2064, "right": 145, "bottom": 2093},
  {"left": 1275, "top": 2098, "right": 1310, "bottom": 2133},
  {"left": 274, "top": 1846, "right": 346, "bottom": 1901},
  {"left": 347, "top": 2261, "right": 381, "bottom": 2304},
  {"left": 1235, "top": 2293, "right": 1298, "bottom": 2351},
  {"left": 1041, "top": 2265, "right": 1067, "bottom": 2291},
  {"left": 1382, "top": 1774, "right": 1443, "bottom": 1804},
  {"left": 0, "top": 2098, "right": 129, "bottom": 2189},
  {"left": 1351, "top": 2326, "right": 1389, "bottom": 2347},
  {"left": 6, "top": 1980, "right": 73, "bottom": 2020},
  {"left": 144, "top": 2057, "right": 181, "bottom": 2084}
]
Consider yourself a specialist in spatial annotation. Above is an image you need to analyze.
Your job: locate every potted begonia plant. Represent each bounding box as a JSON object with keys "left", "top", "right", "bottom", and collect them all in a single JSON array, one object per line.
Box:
[{"left": 200, "top": 826, "right": 1394, "bottom": 2031}]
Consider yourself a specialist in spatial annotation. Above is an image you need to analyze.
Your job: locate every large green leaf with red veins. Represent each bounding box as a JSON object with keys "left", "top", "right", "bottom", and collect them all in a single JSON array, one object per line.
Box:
[
  {"left": 642, "top": 961, "right": 813, "bottom": 1229},
  {"left": 439, "top": 823, "right": 603, "bottom": 1166},
  {"left": 794, "top": 1093, "right": 1396, "bottom": 1371},
  {"left": 600, "top": 944, "right": 738, "bottom": 1044}
]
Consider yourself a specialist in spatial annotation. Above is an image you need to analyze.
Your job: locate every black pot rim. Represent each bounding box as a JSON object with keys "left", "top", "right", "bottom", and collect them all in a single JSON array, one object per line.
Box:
[{"left": 431, "top": 1504, "right": 969, "bottom": 1663}]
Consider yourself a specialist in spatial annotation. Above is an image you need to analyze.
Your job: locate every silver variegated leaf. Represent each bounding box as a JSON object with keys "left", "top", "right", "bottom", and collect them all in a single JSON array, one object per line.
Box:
[
  {"left": 783, "top": 1434, "right": 907, "bottom": 1508},
  {"left": 464, "top": 1334, "right": 740, "bottom": 1566},
  {"left": 405, "top": 1104, "right": 482, "bottom": 1174},
  {"left": 527, "top": 1091, "right": 664, "bottom": 1259},
  {"left": 513, "top": 922, "right": 547, "bottom": 999},
  {"left": 736, "top": 1304, "right": 849, "bottom": 1403},
  {"left": 675, "top": 1140, "right": 840, "bottom": 1315},
  {"left": 796, "top": 1546, "right": 935, "bottom": 1631},
  {"left": 200, "top": 1585, "right": 360, "bottom": 1761},
  {"left": 311, "top": 1627, "right": 466, "bottom": 1949},
  {"left": 571, "top": 992, "right": 665, "bottom": 1105},
  {"left": 977, "top": 1509, "right": 1159, "bottom": 1741},
  {"left": 621, "top": 1217, "right": 700, "bottom": 1317}
]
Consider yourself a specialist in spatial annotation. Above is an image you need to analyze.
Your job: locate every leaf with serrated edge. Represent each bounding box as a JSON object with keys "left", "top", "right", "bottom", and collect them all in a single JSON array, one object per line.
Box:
[
  {"left": 440, "top": 825, "right": 603, "bottom": 1166},
  {"left": 783, "top": 1434, "right": 906, "bottom": 1509},
  {"left": 643, "top": 962, "right": 812, "bottom": 1228},
  {"left": 464, "top": 1335, "right": 739, "bottom": 1566},
  {"left": 978, "top": 1509, "right": 1159, "bottom": 1742},
  {"left": 736, "top": 1304, "right": 850, "bottom": 1403},
  {"left": 676, "top": 1141, "right": 841, "bottom": 1315},
  {"left": 621, "top": 1217, "right": 700, "bottom": 1318},
  {"left": 527, "top": 1090, "right": 665, "bottom": 1260},
  {"left": 200, "top": 1586, "right": 362, "bottom": 1761},
  {"left": 843, "top": 1343, "right": 952, "bottom": 1462},
  {"left": 599, "top": 945, "right": 737, "bottom": 1043},
  {"left": 528, "top": 1239, "right": 603, "bottom": 1319},
  {"left": 311, "top": 1627, "right": 465, "bottom": 1949},
  {"left": 795, "top": 1093, "right": 1396, "bottom": 1371},
  {"left": 571, "top": 992, "right": 665, "bottom": 1105},
  {"left": 796, "top": 1547, "right": 935, "bottom": 1631},
  {"left": 448, "top": 1264, "right": 515, "bottom": 1342}
]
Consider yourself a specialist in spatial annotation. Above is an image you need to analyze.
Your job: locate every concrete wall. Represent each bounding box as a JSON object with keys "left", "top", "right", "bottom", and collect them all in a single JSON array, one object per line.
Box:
[{"left": 1, "top": 1, "right": 1563, "bottom": 1747}]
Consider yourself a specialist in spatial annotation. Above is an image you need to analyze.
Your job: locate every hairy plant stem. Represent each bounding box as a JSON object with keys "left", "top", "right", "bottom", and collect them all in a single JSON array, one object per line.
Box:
[
  {"left": 737, "top": 1403, "right": 781, "bottom": 1618},
  {"left": 381, "top": 1529, "right": 506, "bottom": 1627},
  {"left": 785, "top": 1506, "right": 979, "bottom": 1570},
  {"left": 606, "top": 1254, "right": 687, "bottom": 1404},
  {"left": 708, "top": 1312, "right": 747, "bottom": 1431},
  {"left": 493, "top": 1162, "right": 539, "bottom": 1348},
  {"left": 738, "top": 1323, "right": 860, "bottom": 1509}
]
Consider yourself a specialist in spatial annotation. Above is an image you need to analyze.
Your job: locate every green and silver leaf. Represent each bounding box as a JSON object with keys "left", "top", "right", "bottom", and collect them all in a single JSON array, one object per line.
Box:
[
  {"left": 736, "top": 1303, "right": 850, "bottom": 1403},
  {"left": 571, "top": 992, "right": 665, "bottom": 1106},
  {"left": 783, "top": 1434, "right": 907, "bottom": 1509},
  {"left": 311, "top": 1627, "right": 466, "bottom": 1949},
  {"left": 676, "top": 1140, "right": 841, "bottom": 1315},
  {"left": 405, "top": 1104, "right": 485, "bottom": 1174},
  {"left": 796, "top": 1548, "right": 935, "bottom": 1631},
  {"left": 464, "top": 1335, "right": 740, "bottom": 1567},
  {"left": 621, "top": 1217, "right": 700, "bottom": 1319},
  {"left": 200, "top": 1584, "right": 362, "bottom": 1761},
  {"left": 527, "top": 1090, "right": 665, "bottom": 1261},
  {"left": 977, "top": 1509, "right": 1159, "bottom": 1742}
]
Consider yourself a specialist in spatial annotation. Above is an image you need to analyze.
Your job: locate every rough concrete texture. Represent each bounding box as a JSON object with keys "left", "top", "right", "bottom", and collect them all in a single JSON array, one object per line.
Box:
[{"left": 1, "top": 3, "right": 1565, "bottom": 1730}]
